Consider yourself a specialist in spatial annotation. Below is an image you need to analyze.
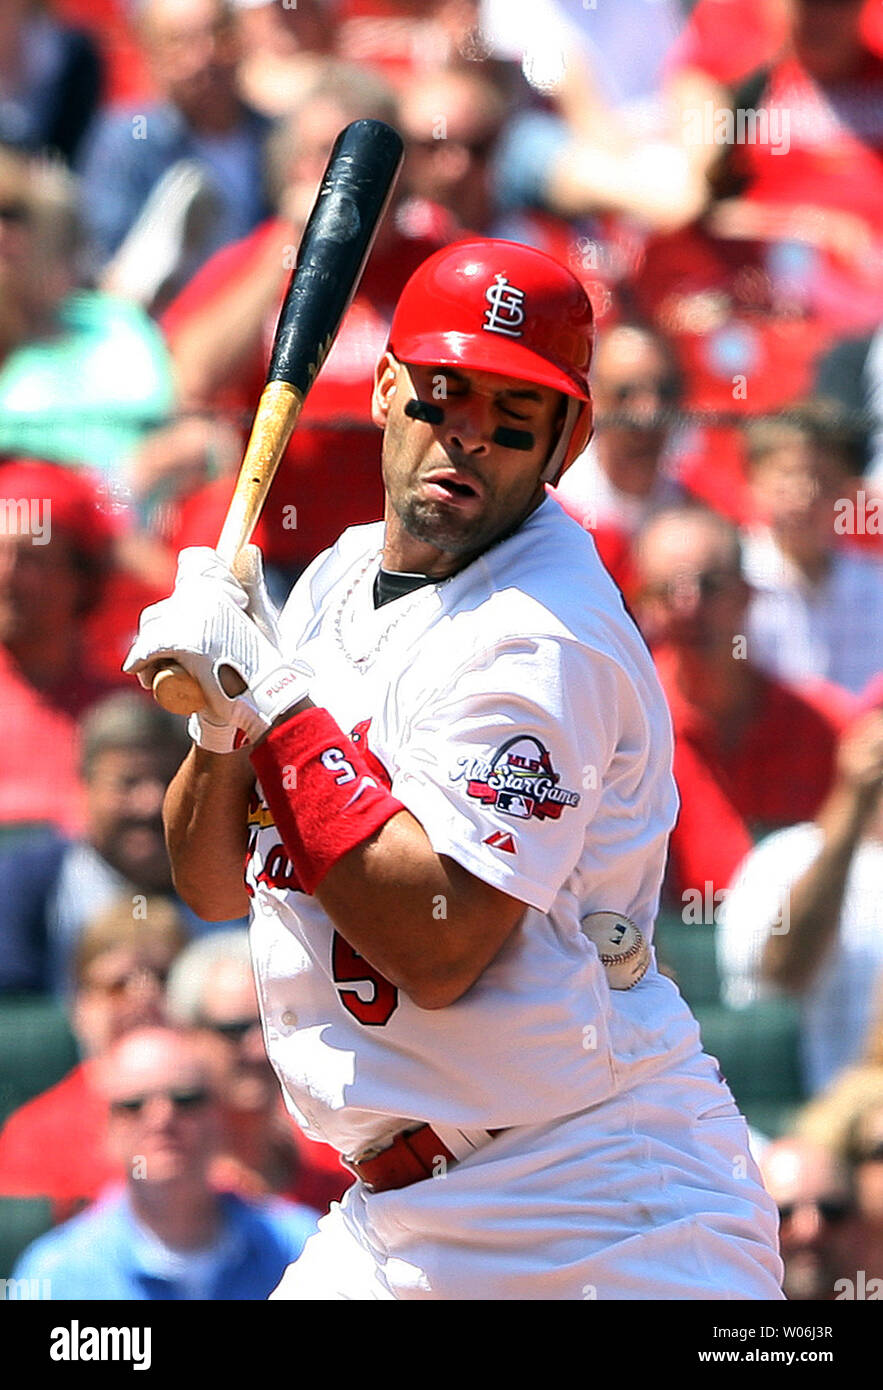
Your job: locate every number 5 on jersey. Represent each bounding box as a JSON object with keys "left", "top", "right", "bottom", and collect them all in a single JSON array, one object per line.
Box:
[{"left": 331, "top": 932, "right": 399, "bottom": 1026}]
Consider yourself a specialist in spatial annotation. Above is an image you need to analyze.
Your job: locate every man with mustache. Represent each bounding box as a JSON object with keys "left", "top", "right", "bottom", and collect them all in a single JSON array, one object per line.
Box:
[
  {"left": 0, "top": 691, "right": 243, "bottom": 998},
  {"left": 125, "top": 239, "right": 783, "bottom": 1299}
]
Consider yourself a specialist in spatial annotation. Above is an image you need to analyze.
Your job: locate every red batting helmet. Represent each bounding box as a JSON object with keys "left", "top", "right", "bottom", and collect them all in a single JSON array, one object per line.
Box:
[{"left": 387, "top": 238, "right": 594, "bottom": 482}]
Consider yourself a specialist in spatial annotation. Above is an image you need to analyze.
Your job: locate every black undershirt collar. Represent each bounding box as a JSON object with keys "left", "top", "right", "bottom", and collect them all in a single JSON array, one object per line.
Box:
[
  {"left": 371, "top": 495, "right": 551, "bottom": 608},
  {"left": 373, "top": 567, "right": 436, "bottom": 608}
]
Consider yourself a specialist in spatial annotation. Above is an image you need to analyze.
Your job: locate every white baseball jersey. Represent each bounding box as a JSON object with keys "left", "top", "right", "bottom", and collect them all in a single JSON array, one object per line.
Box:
[{"left": 245, "top": 495, "right": 706, "bottom": 1159}]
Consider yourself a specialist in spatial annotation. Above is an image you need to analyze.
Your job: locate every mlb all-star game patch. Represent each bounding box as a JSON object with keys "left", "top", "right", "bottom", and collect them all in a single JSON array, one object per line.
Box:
[{"left": 450, "top": 736, "right": 581, "bottom": 821}]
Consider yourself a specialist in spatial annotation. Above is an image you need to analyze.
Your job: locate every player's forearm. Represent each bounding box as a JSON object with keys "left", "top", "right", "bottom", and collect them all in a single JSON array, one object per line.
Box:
[
  {"left": 760, "top": 786, "right": 867, "bottom": 992},
  {"left": 163, "top": 745, "right": 255, "bottom": 921},
  {"left": 546, "top": 142, "right": 707, "bottom": 232},
  {"left": 314, "top": 811, "right": 525, "bottom": 1009},
  {"left": 250, "top": 707, "right": 525, "bottom": 1008}
]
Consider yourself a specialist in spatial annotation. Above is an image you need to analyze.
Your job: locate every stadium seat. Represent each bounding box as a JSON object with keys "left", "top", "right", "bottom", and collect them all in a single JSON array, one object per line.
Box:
[
  {"left": 0, "top": 996, "right": 78, "bottom": 1129},
  {"left": 653, "top": 912, "right": 721, "bottom": 1007},
  {"left": 694, "top": 998, "right": 807, "bottom": 1139},
  {"left": 0, "top": 1196, "right": 54, "bottom": 1281}
]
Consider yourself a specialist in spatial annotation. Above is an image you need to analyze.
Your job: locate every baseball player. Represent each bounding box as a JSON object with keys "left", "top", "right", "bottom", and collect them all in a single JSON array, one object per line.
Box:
[{"left": 125, "top": 239, "right": 784, "bottom": 1300}]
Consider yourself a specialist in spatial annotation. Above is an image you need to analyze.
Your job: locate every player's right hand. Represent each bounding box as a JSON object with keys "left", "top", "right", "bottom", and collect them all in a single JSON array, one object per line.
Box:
[{"left": 123, "top": 546, "right": 311, "bottom": 747}]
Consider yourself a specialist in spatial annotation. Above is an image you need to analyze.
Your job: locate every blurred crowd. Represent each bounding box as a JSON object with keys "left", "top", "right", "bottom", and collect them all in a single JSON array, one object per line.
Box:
[{"left": 1, "top": 0, "right": 883, "bottom": 1300}]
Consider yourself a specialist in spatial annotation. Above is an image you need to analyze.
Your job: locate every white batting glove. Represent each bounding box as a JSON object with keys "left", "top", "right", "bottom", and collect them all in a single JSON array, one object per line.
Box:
[
  {"left": 185, "top": 544, "right": 286, "bottom": 752},
  {"left": 123, "top": 546, "right": 311, "bottom": 747},
  {"left": 233, "top": 542, "right": 284, "bottom": 647}
]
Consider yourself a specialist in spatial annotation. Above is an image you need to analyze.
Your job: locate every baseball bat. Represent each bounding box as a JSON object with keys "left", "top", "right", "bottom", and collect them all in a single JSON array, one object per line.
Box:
[{"left": 150, "top": 119, "right": 405, "bottom": 716}]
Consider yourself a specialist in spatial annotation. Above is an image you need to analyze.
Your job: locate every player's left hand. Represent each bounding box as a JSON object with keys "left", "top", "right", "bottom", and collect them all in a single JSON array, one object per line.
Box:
[{"left": 123, "top": 546, "right": 312, "bottom": 745}]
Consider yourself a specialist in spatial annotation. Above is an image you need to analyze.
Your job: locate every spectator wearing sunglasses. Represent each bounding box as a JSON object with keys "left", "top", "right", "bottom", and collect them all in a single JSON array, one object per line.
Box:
[
  {"left": 8, "top": 1026, "right": 317, "bottom": 1300},
  {"left": 759, "top": 1137, "right": 858, "bottom": 1301},
  {"left": 0, "top": 896, "right": 187, "bottom": 1215},
  {"left": 633, "top": 505, "right": 854, "bottom": 906},
  {"left": 166, "top": 932, "right": 350, "bottom": 1213},
  {"left": 843, "top": 1101, "right": 883, "bottom": 1285},
  {"left": 396, "top": 67, "right": 508, "bottom": 240},
  {"left": 553, "top": 324, "right": 684, "bottom": 594}
]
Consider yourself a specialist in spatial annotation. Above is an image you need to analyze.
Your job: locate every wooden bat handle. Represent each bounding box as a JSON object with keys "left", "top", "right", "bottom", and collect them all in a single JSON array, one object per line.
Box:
[
  {"left": 151, "top": 380, "right": 303, "bottom": 717},
  {"left": 152, "top": 662, "right": 245, "bottom": 715}
]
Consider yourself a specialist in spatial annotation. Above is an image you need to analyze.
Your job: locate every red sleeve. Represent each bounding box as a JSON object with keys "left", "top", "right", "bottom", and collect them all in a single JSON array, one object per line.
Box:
[
  {"left": 797, "top": 677, "right": 860, "bottom": 732},
  {"left": 665, "top": 0, "right": 787, "bottom": 87},
  {"left": 728, "top": 678, "right": 850, "bottom": 827},
  {"left": 0, "top": 1068, "right": 117, "bottom": 1203},
  {"left": 667, "top": 736, "right": 755, "bottom": 899},
  {"left": 862, "top": 0, "right": 883, "bottom": 56}
]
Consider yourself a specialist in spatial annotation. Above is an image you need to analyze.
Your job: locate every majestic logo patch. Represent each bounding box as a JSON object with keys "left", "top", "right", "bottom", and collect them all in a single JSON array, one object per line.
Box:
[
  {"left": 452, "top": 736, "right": 581, "bottom": 821},
  {"left": 483, "top": 831, "right": 517, "bottom": 854},
  {"left": 483, "top": 274, "right": 526, "bottom": 338}
]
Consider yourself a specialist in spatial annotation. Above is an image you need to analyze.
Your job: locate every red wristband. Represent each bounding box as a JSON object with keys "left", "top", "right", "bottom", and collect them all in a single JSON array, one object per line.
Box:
[{"left": 249, "top": 707, "right": 404, "bottom": 894}]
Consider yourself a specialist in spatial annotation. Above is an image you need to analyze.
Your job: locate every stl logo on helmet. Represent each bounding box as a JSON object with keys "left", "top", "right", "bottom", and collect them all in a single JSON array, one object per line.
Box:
[{"left": 483, "top": 273, "right": 526, "bottom": 338}]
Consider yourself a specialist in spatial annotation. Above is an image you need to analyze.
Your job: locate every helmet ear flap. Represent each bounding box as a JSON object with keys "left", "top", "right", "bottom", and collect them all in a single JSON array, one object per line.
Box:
[{"left": 542, "top": 397, "right": 593, "bottom": 485}]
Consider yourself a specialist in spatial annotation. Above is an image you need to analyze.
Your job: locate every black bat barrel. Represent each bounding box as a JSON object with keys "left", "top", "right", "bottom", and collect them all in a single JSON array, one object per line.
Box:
[{"left": 267, "top": 119, "right": 405, "bottom": 396}]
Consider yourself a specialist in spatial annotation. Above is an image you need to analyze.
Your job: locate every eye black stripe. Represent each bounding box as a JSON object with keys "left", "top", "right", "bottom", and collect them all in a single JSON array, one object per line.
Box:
[
  {"left": 492, "top": 426, "right": 535, "bottom": 451},
  {"left": 404, "top": 398, "right": 445, "bottom": 425}
]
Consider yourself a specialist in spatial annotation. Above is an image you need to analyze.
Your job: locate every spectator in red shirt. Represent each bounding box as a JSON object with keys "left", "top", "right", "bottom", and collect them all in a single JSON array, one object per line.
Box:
[
  {"left": 0, "top": 458, "right": 120, "bottom": 835},
  {"left": 633, "top": 504, "right": 854, "bottom": 905},
  {"left": 667, "top": 0, "right": 883, "bottom": 130},
  {"left": 0, "top": 896, "right": 187, "bottom": 1216},
  {"left": 633, "top": 1, "right": 883, "bottom": 503},
  {"left": 694, "top": 0, "right": 883, "bottom": 336},
  {"left": 666, "top": 0, "right": 791, "bottom": 93}
]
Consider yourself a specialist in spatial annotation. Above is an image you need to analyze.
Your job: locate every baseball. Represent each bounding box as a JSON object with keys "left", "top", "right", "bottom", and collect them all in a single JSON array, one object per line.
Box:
[{"left": 582, "top": 912, "right": 651, "bottom": 989}]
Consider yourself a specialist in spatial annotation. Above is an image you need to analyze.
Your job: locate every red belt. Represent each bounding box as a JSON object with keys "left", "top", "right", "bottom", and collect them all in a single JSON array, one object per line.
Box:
[{"left": 341, "top": 1124, "right": 502, "bottom": 1194}]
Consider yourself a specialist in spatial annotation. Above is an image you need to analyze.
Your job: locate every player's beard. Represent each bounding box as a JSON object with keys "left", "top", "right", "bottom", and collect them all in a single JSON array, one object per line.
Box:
[{"left": 391, "top": 485, "right": 504, "bottom": 559}]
